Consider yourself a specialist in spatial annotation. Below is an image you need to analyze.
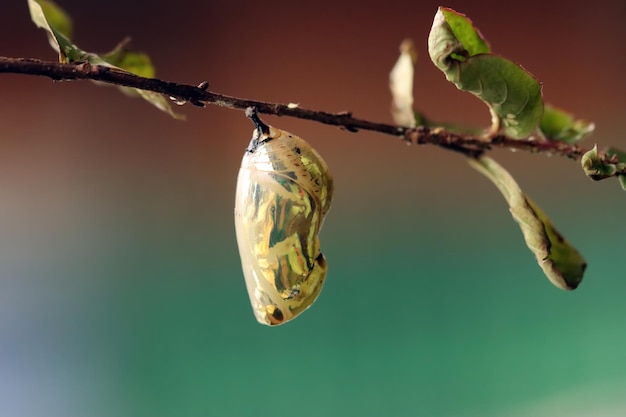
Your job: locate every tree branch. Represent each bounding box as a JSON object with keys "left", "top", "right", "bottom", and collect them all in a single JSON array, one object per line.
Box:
[{"left": 1, "top": 56, "right": 623, "bottom": 175}]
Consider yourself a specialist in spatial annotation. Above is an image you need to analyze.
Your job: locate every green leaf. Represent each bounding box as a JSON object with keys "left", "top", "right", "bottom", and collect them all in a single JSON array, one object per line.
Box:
[
  {"left": 457, "top": 55, "right": 543, "bottom": 139},
  {"left": 468, "top": 156, "right": 586, "bottom": 290},
  {"left": 582, "top": 146, "right": 626, "bottom": 190},
  {"left": 540, "top": 105, "right": 595, "bottom": 143},
  {"left": 27, "top": 0, "right": 84, "bottom": 62},
  {"left": 135, "top": 90, "right": 186, "bottom": 120},
  {"left": 389, "top": 39, "right": 418, "bottom": 127},
  {"left": 606, "top": 147, "right": 626, "bottom": 163},
  {"left": 439, "top": 7, "right": 490, "bottom": 57},
  {"left": 33, "top": 0, "right": 72, "bottom": 39},
  {"left": 101, "top": 38, "right": 155, "bottom": 78},
  {"left": 428, "top": 7, "right": 544, "bottom": 139},
  {"left": 28, "top": 0, "right": 183, "bottom": 119},
  {"left": 97, "top": 38, "right": 188, "bottom": 120},
  {"left": 581, "top": 145, "right": 617, "bottom": 180}
]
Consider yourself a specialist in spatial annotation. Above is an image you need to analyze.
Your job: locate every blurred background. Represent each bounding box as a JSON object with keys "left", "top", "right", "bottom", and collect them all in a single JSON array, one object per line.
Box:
[{"left": 0, "top": 1, "right": 624, "bottom": 416}]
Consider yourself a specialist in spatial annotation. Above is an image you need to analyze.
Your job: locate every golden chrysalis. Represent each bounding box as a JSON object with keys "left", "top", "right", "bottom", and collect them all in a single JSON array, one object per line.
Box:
[{"left": 234, "top": 108, "right": 333, "bottom": 326}]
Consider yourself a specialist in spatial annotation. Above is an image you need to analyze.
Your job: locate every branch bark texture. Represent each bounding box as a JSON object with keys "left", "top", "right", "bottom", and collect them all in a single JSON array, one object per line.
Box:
[{"left": 1, "top": 56, "right": 621, "bottom": 173}]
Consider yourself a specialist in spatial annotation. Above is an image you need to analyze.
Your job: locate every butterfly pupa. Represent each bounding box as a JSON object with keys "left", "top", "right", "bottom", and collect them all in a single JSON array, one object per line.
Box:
[{"left": 234, "top": 108, "right": 333, "bottom": 326}]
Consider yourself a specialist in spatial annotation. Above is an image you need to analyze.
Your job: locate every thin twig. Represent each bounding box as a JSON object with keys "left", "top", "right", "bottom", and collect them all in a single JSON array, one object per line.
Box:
[{"left": 0, "top": 56, "right": 623, "bottom": 175}]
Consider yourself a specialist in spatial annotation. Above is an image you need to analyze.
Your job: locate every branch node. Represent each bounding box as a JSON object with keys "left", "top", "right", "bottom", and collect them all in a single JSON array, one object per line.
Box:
[
  {"left": 77, "top": 62, "right": 92, "bottom": 74},
  {"left": 197, "top": 81, "right": 209, "bottom": 90},
  {"left": 190, "top": 98, "right": 205, "bottom": 108}
]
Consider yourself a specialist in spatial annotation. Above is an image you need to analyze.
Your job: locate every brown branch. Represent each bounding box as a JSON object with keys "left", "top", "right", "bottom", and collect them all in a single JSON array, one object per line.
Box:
[{"left": 1, "top": 56, "right": 623, "bottom": 176}]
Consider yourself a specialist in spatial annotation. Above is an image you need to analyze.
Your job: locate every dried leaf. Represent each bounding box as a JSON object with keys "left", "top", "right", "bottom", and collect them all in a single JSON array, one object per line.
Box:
[
  {"left": 389, "top": 39, "right": 417, "bottom": 127},
  {"left": 469, "top": 156, "right": 586, "bottom": 290}
]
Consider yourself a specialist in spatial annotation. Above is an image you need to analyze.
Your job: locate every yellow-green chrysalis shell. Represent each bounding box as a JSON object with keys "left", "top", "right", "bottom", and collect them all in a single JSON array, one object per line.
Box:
[{"left": 234, "top": 116, "right": 333, "bottom": 326}]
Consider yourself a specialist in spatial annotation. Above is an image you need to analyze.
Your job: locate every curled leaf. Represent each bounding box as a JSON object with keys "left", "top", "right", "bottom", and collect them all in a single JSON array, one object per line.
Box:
[
  {"left": 438, "top": 7, "right": 490, "bottom": 57},
  {"left": 582, "top": 145, "right": 617, "bottom": 180},
  {"left": 28, "top": 0, "right": 183, "bottom": 119},
  {"left": 582, "top": 146, "right": 626, "bottom": 190},
  {"left": 389, "top": 39, "right": 418, "bottom": 127},
  {"left": 540, "top": 105, "right": 595, "bottom": 143},
  {"left": 428, "top": 7, "right": 544, "bottom": 139},
  {"left": 468, "top": 156, "right": 586, "bottom": 290}
]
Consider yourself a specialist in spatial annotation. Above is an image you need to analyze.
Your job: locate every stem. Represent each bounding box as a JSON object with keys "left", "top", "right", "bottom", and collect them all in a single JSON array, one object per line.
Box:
[{"left": 0, "top": 56, "right": 622, "bottom": 175}]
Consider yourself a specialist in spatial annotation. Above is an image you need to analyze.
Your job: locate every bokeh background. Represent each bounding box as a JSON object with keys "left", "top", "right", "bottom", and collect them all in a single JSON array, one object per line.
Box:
[{"left": 1, "top": 1, "right": 625, "bottom": 416}]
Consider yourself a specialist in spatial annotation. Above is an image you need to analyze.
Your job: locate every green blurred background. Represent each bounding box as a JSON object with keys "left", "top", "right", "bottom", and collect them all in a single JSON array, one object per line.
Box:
[{"left": 1, "top": 1, "right": 624, "bottom": 416}]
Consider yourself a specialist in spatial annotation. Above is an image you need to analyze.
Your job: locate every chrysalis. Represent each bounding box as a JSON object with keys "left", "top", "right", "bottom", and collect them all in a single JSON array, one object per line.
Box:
[{"left": 234, "top": 108, "right": 333, "bottom": 326}]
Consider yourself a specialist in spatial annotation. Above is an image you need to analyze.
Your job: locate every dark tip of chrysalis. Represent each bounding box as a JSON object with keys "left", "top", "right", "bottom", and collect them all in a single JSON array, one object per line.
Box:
[{"left": 245, "top": 107, "right": 270, "bottom": 136}]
